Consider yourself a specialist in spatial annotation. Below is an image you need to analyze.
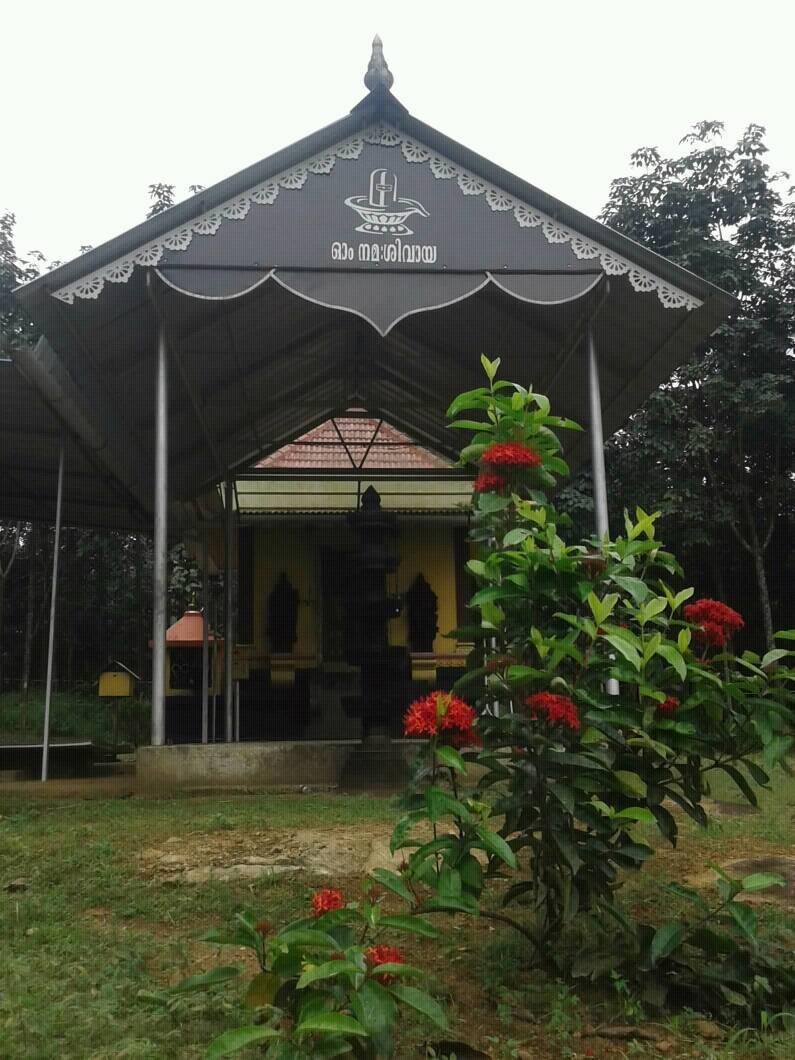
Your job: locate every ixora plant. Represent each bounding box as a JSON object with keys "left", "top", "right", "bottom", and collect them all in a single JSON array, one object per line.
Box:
[
  {"left": 173, "top": 887, "right": 448, "bottom": 1058},
  {"left": 169, "top": 360, "right": 794, "bottom": 1052},
  {"left": 383, "top": 357, "right": 795, "bottom": 1016}
]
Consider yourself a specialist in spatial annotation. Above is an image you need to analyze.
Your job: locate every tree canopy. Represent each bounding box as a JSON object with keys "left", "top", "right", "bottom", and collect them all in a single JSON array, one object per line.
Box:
[{"left": 562, "top": 122, "right": 795, "bottom": 650}]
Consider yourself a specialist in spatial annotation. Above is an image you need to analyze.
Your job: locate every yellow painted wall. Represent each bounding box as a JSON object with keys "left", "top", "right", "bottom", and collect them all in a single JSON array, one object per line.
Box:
[
  {"left": 252, "top": 526, "right": 316, "bottom": 660},
  {"left": 391, "top": 525, "right": 460, "bottom": 655},
  {"left": 204, "top": 522, "right": 465, "bottom": 665}
]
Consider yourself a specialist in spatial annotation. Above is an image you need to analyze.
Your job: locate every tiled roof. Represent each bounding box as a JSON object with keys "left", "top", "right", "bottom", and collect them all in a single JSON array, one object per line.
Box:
[
  {"left": 256, "top": 417, "right": 452, "bottom": 471},
  {"left": 165, "top": 610, "right": 215, "bottom": 646}
]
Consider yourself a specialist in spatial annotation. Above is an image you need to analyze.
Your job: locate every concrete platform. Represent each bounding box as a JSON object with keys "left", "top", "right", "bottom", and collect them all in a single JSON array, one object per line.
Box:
[{"left": 136, "top": 739, "right": 423, "bottom": 792}]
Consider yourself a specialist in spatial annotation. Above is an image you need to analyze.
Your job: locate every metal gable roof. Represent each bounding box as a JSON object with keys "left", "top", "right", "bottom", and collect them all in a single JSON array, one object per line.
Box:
[{"left": 6, "top": 41, "right": 735, "bottom": 531}]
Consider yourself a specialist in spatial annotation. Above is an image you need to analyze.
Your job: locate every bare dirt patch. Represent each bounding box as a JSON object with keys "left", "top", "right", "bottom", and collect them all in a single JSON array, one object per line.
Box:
[
  {"left": 687, "top": 854, "right": 795, "bottom": 907},
  {"left": 138, "top": 823, "right": 403, "bottom": 883}
]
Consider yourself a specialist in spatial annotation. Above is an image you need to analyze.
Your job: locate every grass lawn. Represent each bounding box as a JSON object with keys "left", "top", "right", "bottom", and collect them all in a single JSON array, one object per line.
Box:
[{"left": 2, "top": 772, "right": 795, "bottom": 1059}]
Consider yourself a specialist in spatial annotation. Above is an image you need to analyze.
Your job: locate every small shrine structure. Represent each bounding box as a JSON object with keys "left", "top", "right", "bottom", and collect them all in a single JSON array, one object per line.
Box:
[{"left": 4, "top": 38, "right": 734, "bottom": 780}]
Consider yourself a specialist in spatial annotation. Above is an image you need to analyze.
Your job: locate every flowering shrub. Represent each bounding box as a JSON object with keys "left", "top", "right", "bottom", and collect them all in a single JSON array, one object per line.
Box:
[
  {"left": 481, "top": 441, "right": 542, "bottom": 469},
  {"left": 525, "top": 691, "right": 581, "bottom": 731},
  {"left": 472, "top": 472, "right": 506, "bottom": 494},
  {"left": 311, "top": 888, "right": 345, "bottom": 916},
  {"left": 404, "top": 690, "right": 479, "bottom": 747},
  {"left": 683, "top": 598, "right": 744, "bottom": 650},
  {"left": 386, "top": 356, "right": 795, "bottom": 1014},
  {"left": 176, "top": 887, "right": 447, "bottom": 1058}
]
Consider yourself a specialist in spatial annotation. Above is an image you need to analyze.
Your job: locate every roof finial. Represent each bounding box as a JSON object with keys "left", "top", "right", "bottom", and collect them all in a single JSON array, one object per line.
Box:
[{"left": 364, "top": 34, "right": 394, "bottom": 92}]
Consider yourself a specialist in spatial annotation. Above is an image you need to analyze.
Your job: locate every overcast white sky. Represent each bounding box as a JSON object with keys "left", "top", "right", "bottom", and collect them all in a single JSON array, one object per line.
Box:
[{"left": 3, "top": 0, "right": 792, "bottom": 266}]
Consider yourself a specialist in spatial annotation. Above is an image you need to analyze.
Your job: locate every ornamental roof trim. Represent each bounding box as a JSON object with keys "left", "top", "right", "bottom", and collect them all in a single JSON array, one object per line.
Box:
[{"left": 49, "top": 121, "right": 701, "bottom": 312}]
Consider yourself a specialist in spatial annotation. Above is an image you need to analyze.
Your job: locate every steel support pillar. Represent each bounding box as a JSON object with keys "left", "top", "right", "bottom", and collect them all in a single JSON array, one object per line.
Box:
[
  {"left": 223, "top": 475, "right": 234, "bottom": 742},
  {"left": 587, "top": 324, "right": 610, "bottom": 540},
  {"left": 41, "top": 441, "right": 65, "bottom": 782},
  {"left": 151, "top": 323, "right": 169, "bottom": 746},
  {"left": 201, "top": 527, "right": 210, "bottom": 745},
  {"left": 587, "top": 325, "right": 619, "bottom": 694}
]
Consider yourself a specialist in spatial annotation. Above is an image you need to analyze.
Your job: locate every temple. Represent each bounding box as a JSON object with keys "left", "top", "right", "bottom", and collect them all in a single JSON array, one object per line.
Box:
[{"left": 4, "top": 38, "right": 733, "bottom": 781}]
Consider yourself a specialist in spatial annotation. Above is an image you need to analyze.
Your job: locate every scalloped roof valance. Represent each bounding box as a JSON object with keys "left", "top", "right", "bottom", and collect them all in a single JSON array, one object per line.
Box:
[{"left": 52, "top": 122, "right": 699, "bottom": 320}]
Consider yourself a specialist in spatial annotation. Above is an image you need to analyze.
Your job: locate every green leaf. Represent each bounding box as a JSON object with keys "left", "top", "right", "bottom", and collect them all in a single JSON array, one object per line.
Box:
[
  {"left": 420, "top": 894, "right": 479, "bottom": 915},
  {"left": 295, "top": 1013, "right": 369, "bottom": 1037},
  {"left": 614, "top": 807, "right": 656, "bottom": 824},
  {"left": 448, "top": 419, "right": 493, "bottom": 432},
  {"left": 171, "top": 966, "right": 241, "bottom": 993},
  {"left": 666, "top": 883, "right": 708, "bottom": 912},
  {"left": 640, "top": 597, "right": 667, "bottom": 623},
  {"left": 761, "top": 648, "right": 790, "bottom": 668},
  {"left": 206, "top": 1026, "right": 281, "bottom": 1058},
  {"left": 553, "top": 833, "right": 583, "bottom": 875},
  {"left": 601, "top": 634, "right": 642, "bottom": 671},
  {"left": 277, "top": 929, "right": 338, "bottom": 950},
  {"left": 610, "top": 575, "right": 649, "bottom": 604},
  {"left": 613, "top": 771, "right": 648, "bottom": 798},
  {"left": 546, "top": 455, "right": 570, "bottom": 477},
  {"left": 478, "top": 492, "right": 510, "bottom": 514},
  {"left": 425, "top": 786, "right": 473, "bottom": 823},
  {"left": 378, "top": 914, "right": 440, "bottom": 938},
  {"left": 458, "top": 854, "right": 483, "bottom": 894},
  {"left": 763, "top": 734, "right": 793, "bottom": 769},
  {"left": 728, "top": 901, "right": 758, "bottom": 943},
  {"left": 655, "top": 643, "right": 687, "bottom": 681},
  {"left": 460, "top": 443, "right": 489, "bottom": 465},
  {"left": 370, "top": 869, "right": 414, "bottom": 905},
  {"left": 447, "top": 388, "right": 490, "bottom": 418},
  {"left": 475, "top": 825, "right": 517, "bottom": 868},
  {"left": 388, "top": 984, "right": 448, "bottom": 1029},
  {"left": 503, "top": 527, "right": 531, "bottom": 546},
  {"left": 480, "top": 601, "right": 505, "bottom": 628},
  {"left": 244, "top": 971, "right": 280, "bottom": 1008},
  {"left": 438, "top": 865, "right": 462, "bottom": 899},
  {"left": 774, "top": 629, "right": 795, "bottom": 641},
  {"left": 297, "top": 960, "right": 361, "bottom": 988},
  {"left": 587, "top": 592, "right": 619, "bottom": 625},
  {"left": 314, "top": 1039, "right": 355, "bottom": 1058},
  {"left": 435, "top": 745, "right": 466, "bottom": 774},
  {"left": 544, "top": 415, "right": 583, "bottom": 431},
  {"left": 481, "top": 353, "right": 500, "bottom": 380},
  {"left": 649, "top": 922, "right": 685, "bottom": 964},
  {"left": 350, "top": 980, "right": 397, "bottom": 1052},
  {"left": 741, "top": 873, "right": 786, "bottom": 893}
]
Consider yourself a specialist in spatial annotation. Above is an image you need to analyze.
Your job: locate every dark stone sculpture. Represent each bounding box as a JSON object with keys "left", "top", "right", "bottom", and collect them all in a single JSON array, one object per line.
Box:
[
  {"left": 343, "top": 486, "right": 409, "bottom": 735},
  {"left": 267, "top": 572, "right": 299, "bottom": 653},
  {"left": 405, "top": 573, "right": 438, "bottom": 653}
]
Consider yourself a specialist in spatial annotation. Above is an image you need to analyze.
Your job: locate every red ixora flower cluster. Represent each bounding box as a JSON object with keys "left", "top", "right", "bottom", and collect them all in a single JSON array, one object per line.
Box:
[
  {"left": 473, "top": 472, "right": 507, "bottom": 494},
  {"left": 683, "top": 598, "right": 744, "bottom": 650},
  {"left": 365, "top": 945, "right": 405, "bottom": 984},
  {"left": 481, "top": 441, "right": 542, "bottom": 469},
  {"left": 310, "top": 888, "right": 345, "bottom": 916},
  {"left": 526, "top": 692, "right": 581, "bottom": 731},
  {"left": 403, "top": 691, "right": 478, "bottom": 746},
  {"left": 657, "top": 695, "right": 680, "bottom": 716}
]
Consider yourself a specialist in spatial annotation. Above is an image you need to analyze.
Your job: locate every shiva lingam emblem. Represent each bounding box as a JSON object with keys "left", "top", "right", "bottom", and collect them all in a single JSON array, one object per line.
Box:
[{"left": 345, "top": 168, "right": 430, "bottom": 235}]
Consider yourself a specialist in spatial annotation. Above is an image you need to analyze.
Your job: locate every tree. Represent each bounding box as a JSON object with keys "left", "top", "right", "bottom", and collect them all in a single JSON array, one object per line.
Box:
[{"left": 591, "top": 123, "right": 795, "bottom": 650}]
